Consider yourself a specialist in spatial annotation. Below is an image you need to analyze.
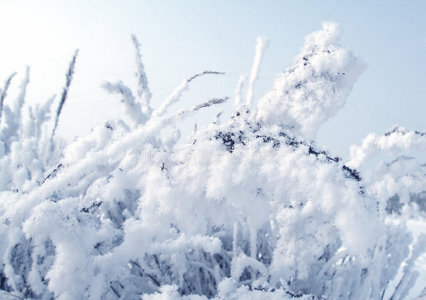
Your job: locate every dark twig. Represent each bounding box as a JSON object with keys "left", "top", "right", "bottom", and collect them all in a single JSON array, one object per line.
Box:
[
  {"left": 187, "top": 71, "right": 225, "bottom": 83},
  {"left": 171, "top": 97, "right": 229, "bottom": 122},
  {"left": 192, "top": 97, "right": 229, "bottom": 111}
]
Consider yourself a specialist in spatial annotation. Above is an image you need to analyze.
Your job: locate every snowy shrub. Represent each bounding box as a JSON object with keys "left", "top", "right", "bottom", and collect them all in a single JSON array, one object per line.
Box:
[
  {"left": 0, "top": 22, "right": 425, "bottom": 299},
  {"left": 348, "top": 126, "right": 426, "bottom": 218}
]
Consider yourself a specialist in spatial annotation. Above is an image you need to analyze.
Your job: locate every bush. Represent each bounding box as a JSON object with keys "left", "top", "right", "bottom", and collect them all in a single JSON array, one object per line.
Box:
[{"left": 0, "top": 22, "right": 424, "bottom": 300}]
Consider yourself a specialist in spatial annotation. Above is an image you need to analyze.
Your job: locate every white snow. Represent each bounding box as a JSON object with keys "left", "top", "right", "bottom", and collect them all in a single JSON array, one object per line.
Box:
[{"left": 0, "top": 24, "right": 424, "bottom": 300}]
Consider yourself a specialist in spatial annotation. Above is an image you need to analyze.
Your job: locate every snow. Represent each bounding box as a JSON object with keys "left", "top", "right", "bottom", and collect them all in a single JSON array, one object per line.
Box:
[
  {"left": 233, "top": 75, "right": 246, "bottom": 106},
  {"left": 257, "top": 22, "right": 366, "bottom": 140},
  {"left": 0, "top": 22, "right": 424, "bottom": 299},
  {"left": 246, "top": 37, "right": 269, "bottom": 107}
]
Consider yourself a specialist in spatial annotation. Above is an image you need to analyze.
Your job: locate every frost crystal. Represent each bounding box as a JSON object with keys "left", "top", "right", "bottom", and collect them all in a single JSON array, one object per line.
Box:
[
  {"left": 0, "top": 23, "right": 424, "bottom": 300},
  {"left": 257, "top": 22, "right": 366, "bottom": 139}
]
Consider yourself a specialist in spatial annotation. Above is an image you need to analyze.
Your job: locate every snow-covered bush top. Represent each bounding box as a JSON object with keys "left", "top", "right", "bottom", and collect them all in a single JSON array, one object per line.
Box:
[
  {"left": 257, "top": 22, "right": 366, "bottom": 139},
  {"left": 0, "top": 22, "right": 424, "bottom": 300}
]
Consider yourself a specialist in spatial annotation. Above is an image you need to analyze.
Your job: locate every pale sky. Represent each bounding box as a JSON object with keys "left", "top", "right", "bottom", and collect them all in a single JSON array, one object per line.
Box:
[{"left": 1, "top": 0, "right": 425, "bottom": 160}]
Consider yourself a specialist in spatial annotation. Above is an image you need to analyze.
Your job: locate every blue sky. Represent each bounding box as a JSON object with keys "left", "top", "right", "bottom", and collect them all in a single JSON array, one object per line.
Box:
[{"left": 0, "top": 0, "right": 425, "bottom": 159}]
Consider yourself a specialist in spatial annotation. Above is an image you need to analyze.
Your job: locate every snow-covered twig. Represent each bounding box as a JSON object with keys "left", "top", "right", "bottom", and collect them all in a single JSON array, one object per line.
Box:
[
  {"left": 131, "top": 34, "right": 152, "bottom": 116},
  {"left": 154, "top": 71, "right": 225, "bottom": 117},
  {"left": 234, "top": 74, "right": 246, "bottom": 106},
  {"left": 246, "top": 37, "right": 268, "bottom": 106},
  {"left": 0, "top": 72, "right": 17, "bottom": 122},
  {"left": 52, "top": 49, "right": 78, "bottom": 137},
  {"left": 390, "top": 235, "right": 426, "bottom": 299},
  {"left": 103, "top": 81, "right": 146, "bottom": 127}
]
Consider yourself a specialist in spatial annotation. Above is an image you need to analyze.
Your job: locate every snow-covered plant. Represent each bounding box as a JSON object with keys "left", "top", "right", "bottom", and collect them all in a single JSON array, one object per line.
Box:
[
  {"left": 348, "top": 126, "right": 426, "bottom": 218},
  {"left": 0, "top": 22, "right": 424, "bottom": 300},
  {"left": 0, "top": 49, "right": 78, "bottom": 196}
]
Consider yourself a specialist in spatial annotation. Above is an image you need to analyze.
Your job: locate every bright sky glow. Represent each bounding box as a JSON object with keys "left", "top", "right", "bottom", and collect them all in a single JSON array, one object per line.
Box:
[{"left": 0, "top": 0, "right": 425, "bottom": 159}]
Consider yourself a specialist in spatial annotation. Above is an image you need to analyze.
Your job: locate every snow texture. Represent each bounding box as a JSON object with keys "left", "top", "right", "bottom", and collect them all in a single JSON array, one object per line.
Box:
[
  {"left": 257, "top": 22, "right": 366, "bottom": 140},
  {"left": 0, "top": 23, "right": 424, "bottom": 300},
  {"left": 348, "top": 126, "right": 426, "bottom": 218}
]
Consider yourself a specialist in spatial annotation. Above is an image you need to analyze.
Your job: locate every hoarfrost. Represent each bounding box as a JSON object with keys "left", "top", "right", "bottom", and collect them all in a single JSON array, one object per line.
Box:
[{"left": 0, "top": 24, "right": 424, "bottom": 300}]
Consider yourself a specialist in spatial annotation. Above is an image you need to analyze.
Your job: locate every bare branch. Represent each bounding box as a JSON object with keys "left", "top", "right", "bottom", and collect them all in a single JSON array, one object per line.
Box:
[{"left": 187, "top": 70, "right": 225, "bottom": 83}]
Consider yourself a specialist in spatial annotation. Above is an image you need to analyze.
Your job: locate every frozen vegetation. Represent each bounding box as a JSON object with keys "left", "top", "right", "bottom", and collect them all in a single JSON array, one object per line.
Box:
[{"left": 0, "top": 23, "right": 425, "bottom": 299}]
